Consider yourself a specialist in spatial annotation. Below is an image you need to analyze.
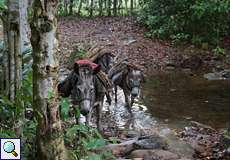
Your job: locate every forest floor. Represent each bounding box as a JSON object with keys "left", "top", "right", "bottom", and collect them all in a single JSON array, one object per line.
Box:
[
  {"left": 58, "top": 16, "right": 230, "bottom": 160},
  {"left": 58, "top": 16, "right": 230, "bottom": 75}
]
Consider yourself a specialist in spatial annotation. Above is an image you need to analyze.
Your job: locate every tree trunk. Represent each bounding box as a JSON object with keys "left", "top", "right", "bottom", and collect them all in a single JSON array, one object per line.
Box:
[
  {"left": 6, "top": 0, "right": 20, "bottom": 101},
  {"left": 118, "top": 0, "right": 122, "bottom": 15},
  {"left": 78, "top": 0, "right": 83, "bottom": 15},
  {"left": 98, "top": 0, "right": 103, "bottom": 16},
  {"left": 30, "top": 0, "right": 68, "bottom": 159},
  {"left": 64, "top": 0, "right": 68, "bottom": 15},
  {"left": 125, "top": 0, "right": 128, "bottom": 13},
  {"left": 69, "top": 0, "right": 73, "bottom": 15},
  {"left": 113, "top": 0, "right": 117, "bottom": 16},
  {"left": 130, "top": 0, "right": 133, "bottom": 14},
  {"left": 19, "top": 0, "right": 30, "bottom": 53},
  {"left": 90, "top": 0, "right": 94, "bottom": 16},
  {"left": 1, "top": 14, "right": 9, "bottom": 96},
  {"left": 107, "top": 0, "right": 111, "bottom": 16}
]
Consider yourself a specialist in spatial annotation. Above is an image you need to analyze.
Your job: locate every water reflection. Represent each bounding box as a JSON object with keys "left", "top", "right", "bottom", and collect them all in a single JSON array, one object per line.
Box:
[{"left": 143, "top": 70, "right": 230, "bottom": 129}]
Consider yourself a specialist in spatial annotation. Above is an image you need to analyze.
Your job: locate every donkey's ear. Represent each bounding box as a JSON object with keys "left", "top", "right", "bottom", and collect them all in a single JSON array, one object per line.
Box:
[
  {"left": 74, "top": 62, "right": 79, "bottom": 74},
  {"left": 93, "top": 64, "right": 101, "bottom": 74}
]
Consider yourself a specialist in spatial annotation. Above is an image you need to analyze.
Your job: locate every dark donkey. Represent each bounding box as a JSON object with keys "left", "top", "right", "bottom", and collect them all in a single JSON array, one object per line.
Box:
[
  {"left": 86, "top": 48, "right": 115, "bottom": 104},
  {"left": 58, "top": 60, "right": 105, "bottom": 131},
  {"left": 108, "top": 61, "right": 145, "bottom": 114}
]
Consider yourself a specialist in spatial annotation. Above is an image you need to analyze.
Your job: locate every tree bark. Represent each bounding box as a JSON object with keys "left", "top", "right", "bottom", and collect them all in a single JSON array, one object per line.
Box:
[{"left": 30, "top": 0, "right": 68, "bottom": 159}]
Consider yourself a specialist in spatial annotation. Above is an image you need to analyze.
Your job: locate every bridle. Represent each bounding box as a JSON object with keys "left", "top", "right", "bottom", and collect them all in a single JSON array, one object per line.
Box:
[
  {"left": 76, "top": 98, "right": 92, "bottom": 103},
  {"left": 126, "top": 72, "right": 140, "bottom": 91}
]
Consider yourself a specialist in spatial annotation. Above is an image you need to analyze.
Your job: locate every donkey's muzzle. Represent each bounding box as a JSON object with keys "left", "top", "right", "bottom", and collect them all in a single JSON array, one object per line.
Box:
[
  {"left": 80, "top": 109, "right": 89, "bottom": 116},
  {"left": 80, "top": 100, "right": 91, "bottom": 116},
  {"left": 131, "top": 87, "right": 139, "bottom": 97}
]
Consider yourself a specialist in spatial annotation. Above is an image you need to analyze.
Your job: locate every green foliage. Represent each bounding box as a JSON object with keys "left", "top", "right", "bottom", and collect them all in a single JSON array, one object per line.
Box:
[
  {"left": 213, "top": 46, "right": 226, "bottom": 56},
  {"left": 65, "top": 124, "right": 115, "bottom": 159},
  {"left": 138, "top": 0, "right": 230, "bottom": 46},
  {"left": 60, "top": 97, "right": 71, "bottom": 120},
  {"left": 59, "top": 98, "right": 115, "bottom": 159},
  {"left": 0, "top": 0, "right": 5, "bottom": 10},
  {"left": 224, "top": 129, "right": 230, "bottom": 136}
]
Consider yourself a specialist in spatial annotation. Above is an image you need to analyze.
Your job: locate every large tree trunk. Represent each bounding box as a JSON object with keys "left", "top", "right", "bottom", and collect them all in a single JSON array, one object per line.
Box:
[{"left": 30, "top": 0, "right": 68, "bottom": 159}]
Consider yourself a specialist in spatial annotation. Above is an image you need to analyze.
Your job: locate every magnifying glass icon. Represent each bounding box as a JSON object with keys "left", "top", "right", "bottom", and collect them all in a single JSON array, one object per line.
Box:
[{"left": 3, "top": 141, "right": 18, "bottom": 157}]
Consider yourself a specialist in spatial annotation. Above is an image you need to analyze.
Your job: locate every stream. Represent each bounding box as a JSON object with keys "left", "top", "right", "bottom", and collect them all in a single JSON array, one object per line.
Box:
[
  {"left": 101, "top": 70, "right": 230, "bottom": 159},
  {"left": 143, "top": 70, "right": 230, "bottom": 129}
]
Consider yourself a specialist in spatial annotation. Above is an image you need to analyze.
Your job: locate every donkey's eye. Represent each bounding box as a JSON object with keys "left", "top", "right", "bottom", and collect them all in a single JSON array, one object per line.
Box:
[
  {"left": 90, "top": 87, "right": 94, "bottom": 94},
  {"left": 76, "top": 87, "right": 81, "bottom": 93}
]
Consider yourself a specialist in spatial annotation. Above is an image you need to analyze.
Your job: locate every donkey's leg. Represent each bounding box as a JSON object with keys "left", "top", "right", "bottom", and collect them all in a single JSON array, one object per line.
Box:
[
  {"left": 105, "top": 92, "right": 112, "bottom": 105},
  {"left": 124, "top": 90, "right": 132, "bottom": 114},
  {"left": 131, "top": 96, "right": 134, "bottom": 108},
  {"left": 96, "top": 97, "right": 104, "bottom": 133},
  {"left": 115, "top": 85, "right": 118, "bottom": 103},
  {"left": 85, "top": 110, "right": 92, "bottom": 127}
]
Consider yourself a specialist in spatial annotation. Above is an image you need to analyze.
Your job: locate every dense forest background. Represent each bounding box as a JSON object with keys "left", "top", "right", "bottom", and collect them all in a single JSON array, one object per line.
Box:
[{"left": 0, "top": 0, "right": 229, "bottom": 160}]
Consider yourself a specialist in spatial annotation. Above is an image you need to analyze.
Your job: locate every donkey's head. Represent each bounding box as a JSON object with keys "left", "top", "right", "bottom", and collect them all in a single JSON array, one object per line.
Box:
[
  {"left": 71, "top": 61, "right": 100, "bottom": 116},
  {"left": 127, "top": 69, "right": 145, "bottom": 98},
  {"left": 95, "top": 53, "right": 114, "bottom": 74}
]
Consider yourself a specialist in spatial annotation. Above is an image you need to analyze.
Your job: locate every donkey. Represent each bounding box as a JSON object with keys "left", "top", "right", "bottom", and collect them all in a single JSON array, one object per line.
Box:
[
  {"left": 89, "top": 52, "right": 115, "bottom": 105},
  {"left": 108, "top": 62, "right": 145, "bottom": 114},
  {"left": 58, "top": 60, "right": 105, "bottom": 131},
  {"left": 93, "top": 53, "right": 114, "bottom": 74}
]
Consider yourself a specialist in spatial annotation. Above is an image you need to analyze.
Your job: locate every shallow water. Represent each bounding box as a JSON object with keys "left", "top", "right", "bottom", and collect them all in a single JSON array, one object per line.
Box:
[{"left": 142, "top": 70, "right": 230, "bottom": 129}]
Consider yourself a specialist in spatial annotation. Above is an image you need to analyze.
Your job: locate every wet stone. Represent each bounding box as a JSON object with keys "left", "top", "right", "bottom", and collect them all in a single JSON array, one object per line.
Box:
[
  {"left": 203, "top": 69, "right": 230, "bottom": 80},
  {"left": 134, "top": 135, "right": 168, "bottom": 150},
  {"left": 130, "top": 149, "right": 180, "bottom": 160},
  {"left": 220, "top": 135, "right": 230, "bottom": 148},
  {"left": 126, "top": 130, "right": 140, "bottom": 138}
]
